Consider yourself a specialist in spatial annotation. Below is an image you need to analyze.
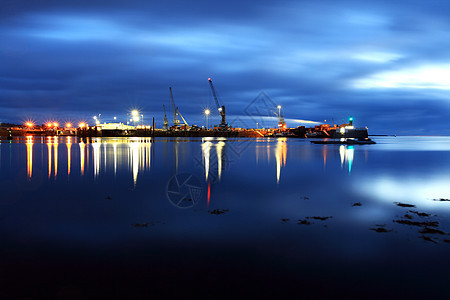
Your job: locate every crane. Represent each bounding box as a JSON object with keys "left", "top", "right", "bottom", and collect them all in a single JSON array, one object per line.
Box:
[
  {"left": 177, "top": 109, "right": 189, "bottom": 129},
  {"left": 162, "top": 104, "right": 169, "bottom": 130},
  {"left": 208, "top": 77, "right": 227, "bottom": 129},
  {"left": 274, "top": 106, "right": 286, "bottom": 130},
  {"left": 169, "top": 87, "right": 180, "bottom": 128}
]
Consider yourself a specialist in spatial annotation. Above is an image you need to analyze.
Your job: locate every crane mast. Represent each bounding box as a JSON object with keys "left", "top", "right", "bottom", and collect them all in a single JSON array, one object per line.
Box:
[
  {"left": 169, "top": 87, "right": 180, "bottom": 127},
  {"left": 163, "top": 104, "right": 169, "bottom": 130},
  {"left": 208, "top": 77, "right": 227, "bottom": 128}
]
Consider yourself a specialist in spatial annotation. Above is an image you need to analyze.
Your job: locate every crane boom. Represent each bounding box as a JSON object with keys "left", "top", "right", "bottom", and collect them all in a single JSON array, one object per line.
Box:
[
  {"left": 169, "top": 87, "right": 179, "bottom": 126},
  {"left": 177, "top": 109, "right": 189, "bottom": 127},
  {"left": 208, "top": 77, "right": 227, "bottom": 128}
]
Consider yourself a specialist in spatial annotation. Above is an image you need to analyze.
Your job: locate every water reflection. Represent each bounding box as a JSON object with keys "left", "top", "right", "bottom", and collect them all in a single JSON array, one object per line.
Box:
[
  {"left": 202, "top": 138, "right": 212, "bottom": 181},
  {"left": 79, "top": 140, "right": 85, "bottom": 176},
  {"left": 275, "top": 138, "right": 287, "bottom": 184},
  {"left": 53, "top": 136, "right": 58, "bottom": 178},
  {"left": 67, "top": 137, "right": 72, "bottom": 176},
  {"left": 339, "top": 145, "right": 354, "bottom": 173},
  {"left": 26, "top": 136, "right": 33, "bottom": 180}
]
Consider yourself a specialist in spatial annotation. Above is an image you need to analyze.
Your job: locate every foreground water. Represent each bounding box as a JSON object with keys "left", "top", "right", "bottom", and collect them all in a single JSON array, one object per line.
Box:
[{"left": 0, "top": 136, "right": 449, "bottom": 298}]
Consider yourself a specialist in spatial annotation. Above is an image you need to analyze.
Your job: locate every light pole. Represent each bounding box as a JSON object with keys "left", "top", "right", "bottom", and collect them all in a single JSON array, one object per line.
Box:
[
  {"left": 141, "top": 114, "right": 144, "bottom": 126},
  {"left": 277, "top": 105, "right": 281, "bottom": 119},
  {"left": 204, "top": 109, "right": 210, "bottom": 129}
]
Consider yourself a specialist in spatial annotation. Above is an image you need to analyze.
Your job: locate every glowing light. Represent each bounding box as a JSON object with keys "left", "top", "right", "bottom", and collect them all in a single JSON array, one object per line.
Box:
[
  {"left": 131, "top": 110, "right": 139, "bottom": 117},
  {"left": 66, "top": 123, "right": 72, "bottom": 128},
  {"left": 277, "top": 105, "right": 281, "bottom": 109},
  {"left": 204, "top": 109, "right": 210, "bottom": 115},
  {"left": 47, "top": 123, "right": 52, "bottom": 127},
  {"left": 78, "top": 123, "right": 86, "bottom": 128},
  {"left": 25, "top": 122, "right": 34, "bottom": 128},
  {"left": 53, "top": 122, "right": 58, "bottom": 127},
  {"left": 133, "top": 116, "right": 140, "bottom": 122},
  {"left": 208, "top": 77, "right": 211, "bottom": 81}
]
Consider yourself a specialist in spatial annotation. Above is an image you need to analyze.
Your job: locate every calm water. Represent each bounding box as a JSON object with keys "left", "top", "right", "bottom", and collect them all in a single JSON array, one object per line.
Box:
[{"left": 0, "top": 136, "right": 449, "bottom": 298}]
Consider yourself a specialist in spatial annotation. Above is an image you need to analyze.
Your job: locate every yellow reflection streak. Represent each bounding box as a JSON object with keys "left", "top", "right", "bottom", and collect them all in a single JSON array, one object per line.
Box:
[
  {"left": 53, "top": 136, "right": 58, "bottom": 178},
  {"left": 67, "top": 137, "right": 72, "bottom": 176},
  {"left": 47, "top": 137, "right": 52, "bottom": 178},
  {"left": 275, "top": 138, "right": 287, "bottom": 184},
  {"left": 79, "top": 141, "right": 85, "bottom": 176},
  {"left": 130, "top": 141, "right": 139, "bottom": 187},
  {"left": 113, "top": 142, "right": 117, "bottom": 176},
  {"left": 92, "top": 142, "right": 100, "bottom": 179},
  {"left": 26, "top": 136, "right": 33, "bottom": 180},
  {"left": 339, "top": 145, "right": 345, "bottom": 169},
  {"left": 202, "top": 139, "right": 212, "bottom": 181},
  {"left": 216, "top": 141, "right": 225, "bottom": 181}
]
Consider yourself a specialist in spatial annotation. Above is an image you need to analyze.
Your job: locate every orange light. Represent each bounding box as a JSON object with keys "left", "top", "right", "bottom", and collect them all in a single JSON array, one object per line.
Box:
[
  {"left": 53, "top": 122, "right": 58, "bottom": 127},
  {"left": 26, "top": 122, "right": 33, "bottom": 128},
  {"left": 66, "top": 123, "right": 72, "bottom": 128},
  {"left": 208, "top": 77, "right": 211, "bottom": 81},
  {"left": 47, "top": 123, "right": 52, "bottom": 127},
  {"left": 79, "top": 123, "right": 85, "bottom": 128}
]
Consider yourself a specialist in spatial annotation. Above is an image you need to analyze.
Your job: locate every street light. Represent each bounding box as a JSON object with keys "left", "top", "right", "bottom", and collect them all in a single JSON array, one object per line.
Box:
[{"left": 204, "top": 109, "right": 210, "bottom": 129}]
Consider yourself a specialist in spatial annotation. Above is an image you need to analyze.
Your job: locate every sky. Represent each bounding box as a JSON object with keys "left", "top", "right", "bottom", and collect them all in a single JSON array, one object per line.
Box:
[{"left": 1, "top": 0, "right": 450, "bottom": 134}]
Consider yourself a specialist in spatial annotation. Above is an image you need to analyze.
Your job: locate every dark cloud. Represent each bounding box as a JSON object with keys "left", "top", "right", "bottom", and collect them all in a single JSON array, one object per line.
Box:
[{"left": 1, "top": 0, "right": 450, "bottom": 134}]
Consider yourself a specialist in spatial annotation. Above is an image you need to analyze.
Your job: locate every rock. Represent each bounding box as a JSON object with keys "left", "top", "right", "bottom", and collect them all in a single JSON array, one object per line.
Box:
[
  {"left": 394, "top": 202, "right": 415, "bottom": 208},
  {"left": 311, "top": 216, "right": 333, "bottom": 221},
  {"left": 369, "top": 227, "right": 392, "bottom": 233},
  {"left": 209, "top": 209, "right": 229, "bottom": 215},
  {"left": 394, "top": 220, "right": 439, "bottom": 227},
  {"left": 419, "top": 235, "right": 438, "bottom": 244},
  {"left": 408, "top": 210, "right": 431, "bottom": 217},
  {"left": 418, "top": 228, "right": 447, "bottom": 235},
  {"left": 297, "top": 219, "right": 311, "bottom": 225}
]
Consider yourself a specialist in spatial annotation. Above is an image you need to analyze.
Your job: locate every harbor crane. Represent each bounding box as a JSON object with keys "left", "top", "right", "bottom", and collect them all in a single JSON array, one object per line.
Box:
[
  {"left": 177, "top": 109, "right": 189, "bottom": 128},
  {"left": 208, "top": 77, "right": 227, "bottom": 129},
  {"left": 162, "top": 104, "right": 169, "bottom": 130},
  {"left": 169, "top": 87, "right": 180, "bottom": 128},
  {"left": 274, "top": 105, "right": 286, "bottom": 129}
]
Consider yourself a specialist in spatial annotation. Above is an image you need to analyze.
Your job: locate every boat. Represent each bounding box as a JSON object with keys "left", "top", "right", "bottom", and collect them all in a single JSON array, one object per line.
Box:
[{"left": 311, "top": 138, "right": 376, "bottom": 145}]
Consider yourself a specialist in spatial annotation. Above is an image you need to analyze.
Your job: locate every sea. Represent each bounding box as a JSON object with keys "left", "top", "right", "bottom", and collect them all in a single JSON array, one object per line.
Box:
[{"left": 0, "top": 136, "right": 449, "bottom": 298}]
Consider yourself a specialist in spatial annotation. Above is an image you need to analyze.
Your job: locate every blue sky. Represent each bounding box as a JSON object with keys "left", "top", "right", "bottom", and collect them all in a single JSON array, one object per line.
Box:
[{"left": 1, "top": 0, "right": 450, "bottom": 134}]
